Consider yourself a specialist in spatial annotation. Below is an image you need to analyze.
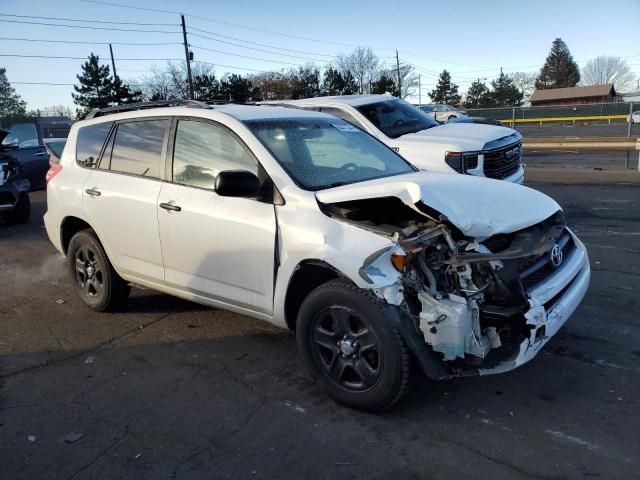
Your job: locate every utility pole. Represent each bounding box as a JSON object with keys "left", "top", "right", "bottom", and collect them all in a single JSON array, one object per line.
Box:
[
  {"left": 109, "top": 43, "right": 117, "bottom": 81},
  {"left": 181, "top": 14, "right": 194, "bottom": 100},
  {"left": 418, "top": 74, "right": 422, "bottom": 107},
  {"left": 395, "top": 50, "right": 401, "bottom": 98}
]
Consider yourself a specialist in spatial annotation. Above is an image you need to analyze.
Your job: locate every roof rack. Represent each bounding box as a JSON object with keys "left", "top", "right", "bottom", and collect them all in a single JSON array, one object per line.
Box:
[{"left": 85, "top": 99, "right": 211, "bottom": 120}]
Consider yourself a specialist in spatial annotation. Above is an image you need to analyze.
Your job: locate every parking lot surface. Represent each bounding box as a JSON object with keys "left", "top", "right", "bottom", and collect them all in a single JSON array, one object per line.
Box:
[{"left": 1, "top": 170, "right": 639, "bottom": 480}]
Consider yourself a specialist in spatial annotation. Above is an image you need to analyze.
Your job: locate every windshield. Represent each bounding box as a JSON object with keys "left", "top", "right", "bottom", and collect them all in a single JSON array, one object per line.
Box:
[
  {"left": 356, "top": 99, "right": 440, "bottom": 138},
  {"left": 245, "top": 117, "right": 415, "bottom": 191}
]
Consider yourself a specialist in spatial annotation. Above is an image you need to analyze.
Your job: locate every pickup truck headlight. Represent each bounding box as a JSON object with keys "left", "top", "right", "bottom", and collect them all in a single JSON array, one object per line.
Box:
[{"left": 445, "top": 152, "right": 478, "bottom": 173}]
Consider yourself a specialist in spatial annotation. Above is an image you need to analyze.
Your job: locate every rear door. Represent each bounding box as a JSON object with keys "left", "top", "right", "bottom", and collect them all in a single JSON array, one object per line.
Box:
[
  {"left": 157, "top": 118, "right": 277, "bottom": 314},
  {"left": 82, "top": 118, "right": 169, "bottom": 283},
  {"left": 7, "top": 120, "right": 49, "bottom": 190}
]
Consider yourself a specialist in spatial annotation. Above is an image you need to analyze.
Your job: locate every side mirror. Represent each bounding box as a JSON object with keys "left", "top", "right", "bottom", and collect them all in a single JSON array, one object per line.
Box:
[
  {"left": 215, "top": 170, "right": 261, "bottom": 198},
  {"left": 1, "top": 135, "right": 19, "bottom": 149}
]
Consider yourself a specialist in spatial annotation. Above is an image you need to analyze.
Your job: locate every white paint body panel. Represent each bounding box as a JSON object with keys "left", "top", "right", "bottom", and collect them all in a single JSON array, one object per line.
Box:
[
  {"left": 157, "top": 182, "right": 277, "bottom": 314},
  {"left": 316, "top": 171, "right": 560, "bottom": 238}
]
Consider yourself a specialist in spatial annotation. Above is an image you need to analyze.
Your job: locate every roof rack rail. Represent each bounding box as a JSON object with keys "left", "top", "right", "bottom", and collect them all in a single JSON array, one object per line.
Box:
[{"left": 85, "top": 99, "right": 211, "bottom": 119}]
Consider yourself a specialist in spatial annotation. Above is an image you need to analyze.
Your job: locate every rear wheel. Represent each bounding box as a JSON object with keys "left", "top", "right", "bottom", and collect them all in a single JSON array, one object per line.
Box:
[
  {"left": 297, "top": 280, "right": 412, "bottom": 412},
  {"left": 67, "top": 229, "right": 130, "bottom": 311},
  {"left": 2, "top": 192, "right": 30, "bottom": 224}
]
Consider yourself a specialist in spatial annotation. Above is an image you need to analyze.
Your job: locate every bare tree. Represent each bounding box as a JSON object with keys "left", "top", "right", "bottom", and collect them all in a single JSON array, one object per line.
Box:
[
  {"left": 398, "top": 64, "right": 419, "bottom": 99},
  {"left": 39, "top": 105, "right": 75, "bottom": 118},
  {"left": 508, "top": 72, "right": 536, "bottom": 99},
  {"left": 337, "top": 47, "right": 380, "bottom": 94},
  {"left": 581, "top": 56, "right": 636, "bottom": 92}
]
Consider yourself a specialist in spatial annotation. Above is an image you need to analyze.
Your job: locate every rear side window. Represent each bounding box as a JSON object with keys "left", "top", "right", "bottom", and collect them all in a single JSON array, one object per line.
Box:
[
  {"left": 76, "top": 122, "right": 113, "bottom": 168},
  {"left": 109, "top": 120, "right": 168, "bottom": 178}
]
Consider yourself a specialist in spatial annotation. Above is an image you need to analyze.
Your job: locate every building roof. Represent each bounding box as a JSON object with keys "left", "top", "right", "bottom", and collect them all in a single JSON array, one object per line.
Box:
[{"left": 530, "top": 84, "right": 615, "bottom": 102}]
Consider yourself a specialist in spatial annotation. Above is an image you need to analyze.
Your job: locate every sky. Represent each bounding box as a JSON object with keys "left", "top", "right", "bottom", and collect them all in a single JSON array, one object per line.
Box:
[{"left": 1, "top": 0, "right": 639, "bottom": 111}]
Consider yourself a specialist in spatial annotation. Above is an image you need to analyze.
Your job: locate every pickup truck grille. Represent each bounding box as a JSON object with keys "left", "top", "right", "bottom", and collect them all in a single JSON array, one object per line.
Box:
[
  {"left": 483, "top": 142, "right": 521, "bottom": 180},
  {"left": 519, "top": 231, "right": 575, "bottom": 292}
]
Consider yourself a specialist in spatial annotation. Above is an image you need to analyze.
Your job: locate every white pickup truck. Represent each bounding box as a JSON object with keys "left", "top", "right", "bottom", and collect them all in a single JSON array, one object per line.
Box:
[{"left": 268, "top": 95, "right": 525, "bottom": 184}]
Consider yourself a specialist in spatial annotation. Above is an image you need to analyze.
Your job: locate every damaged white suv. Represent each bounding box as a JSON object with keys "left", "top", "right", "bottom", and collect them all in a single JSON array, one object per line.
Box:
[{"left": 45, "top": 101, "right": 590, "bottom": 411}]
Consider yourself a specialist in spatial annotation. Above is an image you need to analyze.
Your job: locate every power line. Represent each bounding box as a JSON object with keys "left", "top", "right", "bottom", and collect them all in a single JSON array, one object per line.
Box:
[
  {"left": 0, "top": 54, "right": 184, "bottom": 61},
  {"left": 0, "top": 18, "right": 180, "bottom": 33},
  {"left": 188, "top": 27, "right": 336, "bottom": 58},
  {"left": 82, "top": 0, "right": 395, "bottom": 50},
  {"left": 190, "top": 44, "right": 314, "bottom": 67},
  {"left": 0, "top": 13, "right": 177, "bottom": 26},
  {"left": 0, "top": 36, "right": 182, "bottom": 46},
  {"left": 188, "top": 33, "right": 332, "bottom": 63}
]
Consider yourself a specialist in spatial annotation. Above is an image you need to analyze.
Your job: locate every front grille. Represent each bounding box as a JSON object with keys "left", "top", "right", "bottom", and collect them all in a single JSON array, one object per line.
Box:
[
  {"left": 483, "top": 142, "right": 521, "bottom": 180},
  {"left": 519, "top": 231, "right": 575, "bottom": 291}
]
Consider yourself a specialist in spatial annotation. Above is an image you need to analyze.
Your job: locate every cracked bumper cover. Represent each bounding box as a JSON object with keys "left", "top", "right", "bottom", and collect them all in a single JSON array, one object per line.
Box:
[{"left": 479, "top": 230, "right": 590, "bottom": 375}]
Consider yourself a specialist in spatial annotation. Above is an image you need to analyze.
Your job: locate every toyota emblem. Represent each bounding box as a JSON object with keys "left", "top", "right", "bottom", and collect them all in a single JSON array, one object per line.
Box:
[{"left": 549, "top": 243, "right": 563, "bottom": 268}]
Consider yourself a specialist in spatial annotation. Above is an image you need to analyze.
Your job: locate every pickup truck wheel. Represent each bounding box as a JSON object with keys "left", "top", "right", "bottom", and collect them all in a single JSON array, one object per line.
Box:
[
  {"left": 67, "top": 229, "right": 130, "bottom": 311},
  {"left": 297, "top": 280, "right": 412, "bottom": 412},
  {"left": 2, "top": 192, "right": 30, "bottom": 224}
]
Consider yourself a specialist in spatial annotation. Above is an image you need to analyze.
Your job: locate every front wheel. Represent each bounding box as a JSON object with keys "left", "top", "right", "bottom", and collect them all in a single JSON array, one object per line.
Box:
[
  {"left": 296, "top": 280, "right": 412, "bottom": 411},
  {"left": 67, "top": 229, "right": 130, "bottom": 311}
]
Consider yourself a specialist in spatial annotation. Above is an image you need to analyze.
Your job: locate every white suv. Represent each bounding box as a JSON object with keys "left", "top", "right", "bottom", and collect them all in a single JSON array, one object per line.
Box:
[
  {"left": 45, "top": 101, "right": 589, "bottom": 411},
  {"left": 266, "top": 95, "right": 525, "bottom": 184}
]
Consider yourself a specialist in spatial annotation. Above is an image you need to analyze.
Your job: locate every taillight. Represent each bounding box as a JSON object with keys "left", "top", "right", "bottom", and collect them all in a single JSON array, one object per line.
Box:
[{"left": 46, "top": 164, "right": 62, "bottom": 184}]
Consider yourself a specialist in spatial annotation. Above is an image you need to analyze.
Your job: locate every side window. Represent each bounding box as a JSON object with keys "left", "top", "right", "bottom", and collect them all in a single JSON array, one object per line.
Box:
[
  {"left": 8, "top": 122, "right": 39, "bottom": 148},
  {"left": 76, "top": 122, "right": 113, "bottom": 168},
  {"left": 172, "top": 120, "right": 257, "bottom": 189},
  {"left": 109, "top": 120, "right": 168, "bottom": 178},
  {"left": 320, "top": 107, "right": 366, "bottom": 130}
]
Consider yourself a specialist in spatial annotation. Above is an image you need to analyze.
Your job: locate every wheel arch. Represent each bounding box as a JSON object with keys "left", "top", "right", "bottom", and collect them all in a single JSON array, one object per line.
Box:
[
  {"left": 60, "top": 216, "right": 96, "bottom": 255},
  {"left": 283, "top": 259, "right": 353, "bottom": 331}
]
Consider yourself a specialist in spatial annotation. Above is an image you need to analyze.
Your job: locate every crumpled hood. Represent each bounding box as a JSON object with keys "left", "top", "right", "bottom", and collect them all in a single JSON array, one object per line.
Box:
[
  {"left": 400, "top": 123, "right": 517, "bottom": 150},
  {"left": 315, "top": 171, "right": 561, "bottom": 238}
]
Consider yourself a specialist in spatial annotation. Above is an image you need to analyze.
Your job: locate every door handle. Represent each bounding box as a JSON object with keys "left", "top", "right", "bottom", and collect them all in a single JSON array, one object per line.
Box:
[
  {"left": 85, "top": 188, "right": 101, "bottom": 197},
  {"left": 159, "top": 202, "right": 181, "bottom": 212},
  {"left": 35, "top": 152, "right": 48, "bottom": 157}
]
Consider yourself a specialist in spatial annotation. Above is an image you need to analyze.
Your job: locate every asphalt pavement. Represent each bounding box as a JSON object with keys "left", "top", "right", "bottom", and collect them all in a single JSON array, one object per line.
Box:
[{"left": 1, "top": 169, "right": 639, "bottom": 480}]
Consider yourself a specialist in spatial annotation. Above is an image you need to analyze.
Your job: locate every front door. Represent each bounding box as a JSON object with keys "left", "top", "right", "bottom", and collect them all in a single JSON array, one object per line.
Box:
[{"left": 157, "top": 118, "right": 277, "bottom": 314}]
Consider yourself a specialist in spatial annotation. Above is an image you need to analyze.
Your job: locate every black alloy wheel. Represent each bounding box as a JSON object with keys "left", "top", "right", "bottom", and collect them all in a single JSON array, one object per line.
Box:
[
  {"left": 74, "top": 244, "right": 104, "bottom": 298},
  {"left": 311, "top": 306, "right": 383, "bottom": 391}
]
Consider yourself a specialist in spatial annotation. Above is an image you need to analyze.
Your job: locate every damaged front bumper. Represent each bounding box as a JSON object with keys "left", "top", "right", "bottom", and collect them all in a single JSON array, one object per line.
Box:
[{"left": 479, "top": 231, "right": 590, "bottom": 375}]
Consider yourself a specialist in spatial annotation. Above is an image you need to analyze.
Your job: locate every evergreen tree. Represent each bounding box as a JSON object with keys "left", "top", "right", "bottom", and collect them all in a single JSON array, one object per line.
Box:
[
  {"left": 193, "top": 73, "right": 221, "bottom": 101},
  {"left": 340, "top": 71, "right": 358, "bottom": 95},
  {"left": 111, "top": 76, "right": 143, "bottom": 105},
  {"left": 290, "top": 66, "right": 321, "bottom": 99},
  {"left": 464, "top": 79, "right": 491, "bottom": 108},
  {"left": 370, "top": 72, "right": 396, "bottom": 95},
  {"left": 72, "top": 54, "right": 142, "bottom": 118},
  {"left": 429, "top": 70, "right": 461, "bottom": 105},
  {"left": 0, "top": 68, "right": 27, "bottom": 118},
  {"left": 321, "top": 67, "right": 357, "bottom": 96},
  {"left": 535, "top": 38, "right": 580, "bottom": 89},
  {"left": 72, "top": 54, "right": 114, "bottom": 118},
  {"left": 220, "top": 74, "right": 255, "bottom": 103},
  {"left": 489, "top": 72, "right": 523, "bottom": 106}
]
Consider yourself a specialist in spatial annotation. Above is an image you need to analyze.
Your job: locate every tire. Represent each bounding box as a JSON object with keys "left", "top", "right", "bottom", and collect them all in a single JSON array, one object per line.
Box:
[
  {"left": 67, "top": 229, "right": 130, "bottom": 311},
  {"left": 2, "top": 192, "right": 30, "bottom": 224},
  {"left": 296, "top": 279, "right": 412, "bottom": 412},
  {"left": 447, "top": 115, "right": 456, "bottom": 121}
]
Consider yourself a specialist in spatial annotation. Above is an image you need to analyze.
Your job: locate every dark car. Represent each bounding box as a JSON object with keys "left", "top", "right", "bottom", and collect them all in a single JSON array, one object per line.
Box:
[
  {"left": 0, "top": 128, "right": 31, "bottom": 224},
  {"left": 445, "top": 116, "right": 504, "bottom": 127},
  {"left": 3, "top": 119, "right": 50, "bottom": 190}
]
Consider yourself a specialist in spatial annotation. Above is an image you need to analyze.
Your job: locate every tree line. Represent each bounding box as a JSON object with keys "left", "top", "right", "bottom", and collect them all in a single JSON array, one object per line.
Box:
[{"left": 1, "top": 38, "right": 636, "bottom": 120}]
